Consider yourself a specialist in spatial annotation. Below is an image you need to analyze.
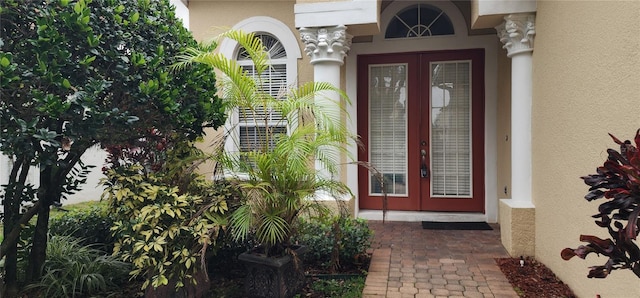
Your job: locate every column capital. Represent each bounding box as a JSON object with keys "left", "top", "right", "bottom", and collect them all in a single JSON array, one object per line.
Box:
[
  {"left": 496, "top": 14, "right": 536, "bottom": 58},
  {"left": 299, "top": 25, "right": 352, "bottom": 65}
]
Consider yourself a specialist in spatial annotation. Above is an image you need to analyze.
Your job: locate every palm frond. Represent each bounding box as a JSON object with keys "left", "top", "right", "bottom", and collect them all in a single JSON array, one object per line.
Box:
[
  {"left": 256, "top": 213, "right": 288, "bottom": 248},
  {"left": 220, "top": 30, "right": 269, "bottom": 75},
  {"left": 230, "top": 205, "right": 253, "bottom": 241}
]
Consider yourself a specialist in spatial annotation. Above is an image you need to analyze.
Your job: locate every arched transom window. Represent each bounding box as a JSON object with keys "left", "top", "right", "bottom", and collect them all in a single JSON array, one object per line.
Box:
[{"left": 385, "top": 4, "right": 454, "bottom": 39}]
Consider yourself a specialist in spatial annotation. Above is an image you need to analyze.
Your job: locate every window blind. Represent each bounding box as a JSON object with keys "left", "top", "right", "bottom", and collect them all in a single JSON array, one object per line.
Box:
[
  {"left": 368, "top": 64, "right": 408, "bottom": 195},
  {"left": 430, "top": 61, "right": 471, "bottom": 197},
  {"left": 235, "top": 34, "right": 288, "bottom": 153}
]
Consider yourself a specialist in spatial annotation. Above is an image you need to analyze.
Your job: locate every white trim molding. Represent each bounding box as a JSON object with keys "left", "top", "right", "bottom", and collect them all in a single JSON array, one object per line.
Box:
[
  {"left": 219, "top": 16, "right": 301, "bottom": 85},
  {"left": 294, "top": 0, "right": 379, "bottom": 36},
  {"left": 471, "top": 0, "right": 536, "bottom": 29}
]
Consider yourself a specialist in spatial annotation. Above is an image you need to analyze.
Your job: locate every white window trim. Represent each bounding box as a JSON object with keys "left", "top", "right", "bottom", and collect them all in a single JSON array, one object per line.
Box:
[
  {"left": 376, "top": 1, "right": 468, "bottom": 43},
  {"left": 384, "top": 3, "right": 456, "bottom": 39},
  {"left": 218, "top": 16, "right": 301, "bottom": 154}
]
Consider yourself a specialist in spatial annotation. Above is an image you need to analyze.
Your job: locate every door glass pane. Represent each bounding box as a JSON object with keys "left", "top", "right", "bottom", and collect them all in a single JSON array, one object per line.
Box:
[
  {"left": 430, "top": 61, "right": 471, "bottom": 197},
  {"left": 369, "top": 64, "right": 408, "bottom": 195}
]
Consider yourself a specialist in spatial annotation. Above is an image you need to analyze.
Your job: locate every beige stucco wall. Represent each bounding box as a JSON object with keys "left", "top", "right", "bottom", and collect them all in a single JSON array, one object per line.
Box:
[
  {"left": 533, "top": 1, "right": 640, "bottom": 297},
  {"left": 500, "top": 200, "right": 535, "bottom": 256}
]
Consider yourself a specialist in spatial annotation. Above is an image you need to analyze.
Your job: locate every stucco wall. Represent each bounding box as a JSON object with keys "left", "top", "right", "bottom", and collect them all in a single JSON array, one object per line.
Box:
[{"left": 533, "top": 1, "right": 640, "bottom": 297}]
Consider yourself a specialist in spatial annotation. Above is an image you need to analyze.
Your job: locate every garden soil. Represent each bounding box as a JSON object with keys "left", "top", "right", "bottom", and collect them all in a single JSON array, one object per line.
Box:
[{"left": 496, "top": 257, "right": 576, "bottom": 298}]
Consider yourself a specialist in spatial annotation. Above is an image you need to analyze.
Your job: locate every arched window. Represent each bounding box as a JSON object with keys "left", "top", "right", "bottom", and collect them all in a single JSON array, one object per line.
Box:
[
  {"left": 218, "top": 17, "right": 301, "bottom": 154},
  {"left": 235, "top": 33, "right": 288, "bottom": 152},
  {"left": 385, "top": 4, "right": 454, "bottom": 39}
]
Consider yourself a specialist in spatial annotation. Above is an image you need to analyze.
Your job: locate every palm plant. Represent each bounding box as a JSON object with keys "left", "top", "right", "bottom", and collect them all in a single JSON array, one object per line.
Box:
[{"left": 175, "top": 30, "right": 355, "bottom": 256}]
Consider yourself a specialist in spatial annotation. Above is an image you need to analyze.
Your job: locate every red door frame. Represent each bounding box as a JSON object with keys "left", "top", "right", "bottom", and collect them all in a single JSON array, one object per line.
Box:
[{"left": 357, "top": 49, "right": 485, "bottom": 212}]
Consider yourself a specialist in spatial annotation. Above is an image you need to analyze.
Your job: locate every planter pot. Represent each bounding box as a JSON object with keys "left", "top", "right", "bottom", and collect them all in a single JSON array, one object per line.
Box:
[{"left": 238, "top": 245, "right": 307, "bottom": 298}]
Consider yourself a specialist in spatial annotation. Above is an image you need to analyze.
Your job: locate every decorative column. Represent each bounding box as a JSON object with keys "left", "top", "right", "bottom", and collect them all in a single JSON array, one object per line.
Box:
[
  {"left": 497, "top": 14, "right": 536, "bottom": 207},
  {"left": 496, "top": 13, "right": 536, "bottom": 257},
  {"left": 299, "top": 25, "right": 352, "bottom": 182}
]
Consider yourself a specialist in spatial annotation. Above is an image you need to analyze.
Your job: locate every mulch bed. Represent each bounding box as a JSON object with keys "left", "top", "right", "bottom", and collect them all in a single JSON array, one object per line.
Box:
[{"left": 496, "top": 257, "right": 576, "bottom": 298}]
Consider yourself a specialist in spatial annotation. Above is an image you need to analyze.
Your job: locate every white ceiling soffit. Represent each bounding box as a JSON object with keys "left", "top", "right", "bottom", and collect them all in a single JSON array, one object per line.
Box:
[
  {"left": 472, "top": 0, "right": 536, "bottom": 29},
  {"left": 295, "top": 0, "right": 380, "bottom": 36}
]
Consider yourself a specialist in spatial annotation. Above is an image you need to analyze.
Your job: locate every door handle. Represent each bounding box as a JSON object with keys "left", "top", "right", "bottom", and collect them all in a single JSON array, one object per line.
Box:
[{"left": 420, "top": 149, "right": 429, "bottom": 178}]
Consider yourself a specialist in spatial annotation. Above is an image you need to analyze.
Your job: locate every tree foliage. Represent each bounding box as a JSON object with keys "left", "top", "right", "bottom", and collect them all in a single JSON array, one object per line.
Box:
[
  {"left": 562, "top": 130, "right": 640, "bottom": 279},
  {"left": 0, "top": 0, "right": 224, "bottom": 294}
]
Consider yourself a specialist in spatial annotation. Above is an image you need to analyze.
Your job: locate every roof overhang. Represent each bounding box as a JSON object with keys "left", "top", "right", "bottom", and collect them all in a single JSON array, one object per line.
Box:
[
  {"left": 471, "top": 0, "right": 536, "bottom": 29},
  {"left": 295, "top": 0, "right": 381, "bottom": 36}
]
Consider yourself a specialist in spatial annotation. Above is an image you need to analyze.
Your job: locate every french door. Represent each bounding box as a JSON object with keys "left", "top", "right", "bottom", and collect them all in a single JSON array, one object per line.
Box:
[{"left": 357, "top": 49, "right": 485, "bottom": 212}]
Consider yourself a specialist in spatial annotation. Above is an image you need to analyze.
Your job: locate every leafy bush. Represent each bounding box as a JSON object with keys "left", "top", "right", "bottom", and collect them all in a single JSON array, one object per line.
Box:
[
  {"left": 49, "top": 203, "right": 115, "bottom": 251},
  {"left": 295, "top": 216, "right": 372, "bottom": 272},
  {"left": 562, "top": 130, "right": 640, "bottom": 278},
  {"left": 22, "top": 235, "right": 130, "bottom": 298},
  {"left": 103, "top": 163, "right": 236, "bottom": 291}
]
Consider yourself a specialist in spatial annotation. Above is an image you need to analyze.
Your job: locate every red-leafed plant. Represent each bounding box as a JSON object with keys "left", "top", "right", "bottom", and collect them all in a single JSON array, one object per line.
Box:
[{"left": 561, "top": 130, "right": 640, "bottom": 278}]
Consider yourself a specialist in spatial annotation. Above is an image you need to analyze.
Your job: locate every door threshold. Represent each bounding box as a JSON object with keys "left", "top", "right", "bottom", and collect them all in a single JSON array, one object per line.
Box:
[{"left": 357, "top": 210, "right": 490, "bottom": 223}]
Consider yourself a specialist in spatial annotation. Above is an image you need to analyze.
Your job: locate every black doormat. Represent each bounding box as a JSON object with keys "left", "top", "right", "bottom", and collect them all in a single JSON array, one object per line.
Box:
[{"left": 421, "top": 221, "right": 493, "bottom": 230}]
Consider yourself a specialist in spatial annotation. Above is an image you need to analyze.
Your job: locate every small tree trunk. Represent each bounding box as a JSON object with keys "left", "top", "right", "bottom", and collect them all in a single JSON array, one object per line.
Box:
[
  {"left": 25, "top": 166, "right": 55, "bottom": 283},
  {"left": 2, "top": 197, "right": 20, "bottom": 297},
  {"left": 3, "top": 243, "right": 19, "bottom": 298},
  {"left": 25, "top": 202, "right": 51, "bottom": 283},
  {"left": 329, "top": 219, "right": 342, "bottom": 274},
  {"left": 2, "top": 157, "right": 30, "bottom": 297}
]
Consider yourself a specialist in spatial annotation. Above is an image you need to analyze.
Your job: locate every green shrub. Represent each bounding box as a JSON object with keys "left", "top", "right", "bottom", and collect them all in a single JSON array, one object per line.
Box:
[
  {"left": 22, "top": 235, "right": 130, "bottom": 298},
  {"left": 308, "top": 276, "right": 366, "bottom": 298},
  {"left": 103, "top": 164, "right": 235, "bottom": 291},
  {"left": 49, "top": 203, "right": 115, "bottom": 251},
  {"left": 295, "top": 216, "right": 372, "bottom": 271}
]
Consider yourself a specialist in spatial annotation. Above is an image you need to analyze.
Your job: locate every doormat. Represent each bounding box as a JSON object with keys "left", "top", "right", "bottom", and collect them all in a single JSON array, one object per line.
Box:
[{"left": 421, "top": 221, "right": 493, "bottom": 230}]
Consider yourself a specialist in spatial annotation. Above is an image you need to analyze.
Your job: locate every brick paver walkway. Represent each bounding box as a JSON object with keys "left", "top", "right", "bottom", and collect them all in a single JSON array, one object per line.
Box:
[{"left": 363, "top": 221, "right": 519, "bottom": 298}]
